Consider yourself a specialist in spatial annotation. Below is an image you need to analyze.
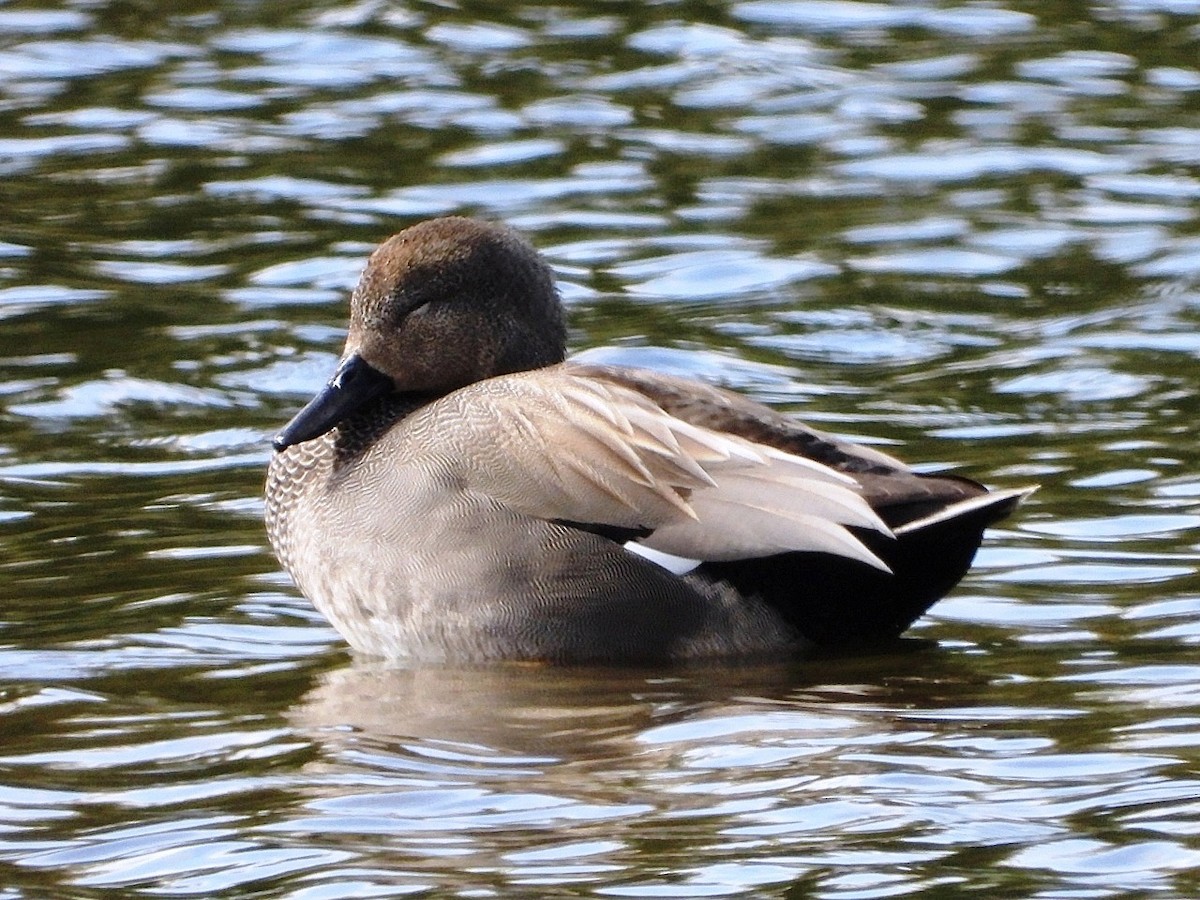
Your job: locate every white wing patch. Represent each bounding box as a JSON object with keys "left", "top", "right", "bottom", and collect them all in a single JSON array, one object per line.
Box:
[{"left": 624, "top": 542, "right": 701, "bottom": 575}]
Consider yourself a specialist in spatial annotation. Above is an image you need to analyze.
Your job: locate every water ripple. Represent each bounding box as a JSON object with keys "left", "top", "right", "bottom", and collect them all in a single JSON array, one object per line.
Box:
[{"left": 4, "top": 1, "right": 1200, "bottom": 897}]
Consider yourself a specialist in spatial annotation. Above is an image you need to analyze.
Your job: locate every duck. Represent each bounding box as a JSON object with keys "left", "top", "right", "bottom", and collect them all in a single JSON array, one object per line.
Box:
[{"left": 265, "top": 216, "right": 1031, "bottom": 664}]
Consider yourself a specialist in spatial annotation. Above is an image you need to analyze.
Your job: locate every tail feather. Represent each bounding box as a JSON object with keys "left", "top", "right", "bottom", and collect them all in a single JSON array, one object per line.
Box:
[
  {"left": 695, "top": 485, "right": 1034, "bottom": 646},
  {"left": 894, "top": 486, "right": 1035, "bottom": 536}
]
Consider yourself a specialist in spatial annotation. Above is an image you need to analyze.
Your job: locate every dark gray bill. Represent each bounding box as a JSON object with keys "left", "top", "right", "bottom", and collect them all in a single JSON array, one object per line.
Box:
[{"left": 273, "top": 353, "right": 393, "bottom": 451}]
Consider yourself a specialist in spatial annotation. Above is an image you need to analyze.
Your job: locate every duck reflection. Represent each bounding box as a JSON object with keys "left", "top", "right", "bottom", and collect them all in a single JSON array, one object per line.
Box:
[{"left": 289, "top": 641, "right": 977, "bottom": 760}]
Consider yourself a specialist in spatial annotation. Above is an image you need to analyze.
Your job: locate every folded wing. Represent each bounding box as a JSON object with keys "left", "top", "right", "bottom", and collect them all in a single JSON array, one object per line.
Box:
[{"left": 439, "top": 368, "right": 894, "bottom": 571}]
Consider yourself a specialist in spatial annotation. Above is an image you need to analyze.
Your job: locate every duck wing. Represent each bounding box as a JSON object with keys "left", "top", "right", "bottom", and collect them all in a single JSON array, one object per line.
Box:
[
  {"left": 433, "top": 366, "right": 895, "bottom": 570},
  {"left": 573, "top": 363, "right": 1014, "bottom": 529},
  {"left": 568, "top": 364, "right": 1034, "bottom": 645}
]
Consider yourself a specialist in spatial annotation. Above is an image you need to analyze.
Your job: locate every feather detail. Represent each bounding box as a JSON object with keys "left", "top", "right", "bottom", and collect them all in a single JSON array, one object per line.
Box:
[
  {"left": 440, "top": 367, "right": 894, "bottom": 568},
  {"left": 644, "top": 495, "right": 891, "bottom": 571},
  {"left": 713, "top": 468, "right": 891, "bottom": 533},
  {"left": 562, "top": 381, "right": 636, "bottom": 435}
]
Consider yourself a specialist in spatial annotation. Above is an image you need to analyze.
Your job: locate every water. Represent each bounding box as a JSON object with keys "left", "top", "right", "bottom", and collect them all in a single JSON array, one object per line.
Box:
[{"left": 2, "top": 0, "right": 1200, "bottom": 896}]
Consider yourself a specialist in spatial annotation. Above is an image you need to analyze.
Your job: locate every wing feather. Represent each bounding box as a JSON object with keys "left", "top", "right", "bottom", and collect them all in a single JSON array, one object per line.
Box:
[
  {"left": 645, "top": 496, "right": 890, "bottom": 571},
  {"left": 438, "top": 368, "right": 891, "bottom": 568}
]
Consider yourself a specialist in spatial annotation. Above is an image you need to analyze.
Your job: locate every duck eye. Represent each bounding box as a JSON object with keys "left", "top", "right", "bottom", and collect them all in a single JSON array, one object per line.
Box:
[
  {"left": 388, "top": 266, "right": 450, "bottom": 317},
  {"left": 385, "top": 286, "right": 431, "bottom": 321}
]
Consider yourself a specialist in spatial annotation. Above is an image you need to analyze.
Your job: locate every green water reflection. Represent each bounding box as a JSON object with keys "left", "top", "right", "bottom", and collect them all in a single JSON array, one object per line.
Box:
[{"left": 1, "top": 0, "right": 1199, "bottom": 896}]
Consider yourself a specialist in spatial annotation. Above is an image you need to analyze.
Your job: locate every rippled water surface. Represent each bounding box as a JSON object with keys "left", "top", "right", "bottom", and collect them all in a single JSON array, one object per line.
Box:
[{"left": 3, "top": 0, "right": 1200, "bottom": 896}]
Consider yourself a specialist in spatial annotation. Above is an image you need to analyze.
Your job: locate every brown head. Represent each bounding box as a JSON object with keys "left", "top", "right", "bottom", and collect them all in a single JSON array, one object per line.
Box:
[
  {"left": 349, "top": 217, "right": 566, "bottom": 392},
  {"left": 274, "top": 217, "right": 567, "bottom": 450}
]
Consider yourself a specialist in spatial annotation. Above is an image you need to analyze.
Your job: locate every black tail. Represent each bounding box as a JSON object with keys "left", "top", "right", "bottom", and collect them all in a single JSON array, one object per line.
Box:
[{"left": 699, "top": 488, "right": 1032, "bottom": 646}]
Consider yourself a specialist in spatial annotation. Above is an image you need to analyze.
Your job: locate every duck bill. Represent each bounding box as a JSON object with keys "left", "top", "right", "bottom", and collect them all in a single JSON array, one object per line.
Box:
[{"left": 273, "top": 352, "right": 394, "bottom": 451}]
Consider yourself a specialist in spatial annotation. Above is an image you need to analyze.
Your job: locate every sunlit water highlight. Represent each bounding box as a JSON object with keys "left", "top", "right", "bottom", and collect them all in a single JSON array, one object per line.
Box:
[{"left": 2, "top": 0, "right": 1200, "bottom": 896}]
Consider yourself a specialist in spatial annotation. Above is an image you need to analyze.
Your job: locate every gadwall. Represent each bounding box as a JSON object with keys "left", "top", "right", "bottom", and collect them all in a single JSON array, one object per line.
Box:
[{"left": 266, "top": 217, "right": 1031, "bottom": 663}]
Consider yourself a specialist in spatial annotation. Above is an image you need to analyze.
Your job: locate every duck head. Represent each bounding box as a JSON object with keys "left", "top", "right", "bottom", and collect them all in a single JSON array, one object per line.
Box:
[{"left": 273, "top": 217, "right": 567, "bottom": 450}]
